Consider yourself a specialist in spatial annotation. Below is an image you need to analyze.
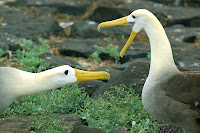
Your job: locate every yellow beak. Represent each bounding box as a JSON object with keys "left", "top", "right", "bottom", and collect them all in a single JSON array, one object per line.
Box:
[
  {"left": 97, "top": 16, "right": 138, "bottom": 58},
  {"left": 75, "top": 69, "right": 110, "bottom": 82}
]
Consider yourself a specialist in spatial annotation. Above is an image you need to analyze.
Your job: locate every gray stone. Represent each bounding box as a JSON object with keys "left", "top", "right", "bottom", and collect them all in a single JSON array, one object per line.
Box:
[
  {"left": 41, "top": 54, "right": 84, "bottom": 69},
  {"left": 53, "top": 39, "right": 105, "bottom": 58},
  {"left": 113, "top": 127, "right": 129, "bottom": 133},
  {"left": 0, "top": 114, "right": 81, "bottom": 132},
  {"left": 78, "top": 80, "right": 106, "bottom": 96},
  {"left": 70, "top": 21, "right": 103, "bottom": 38},
  {"left": 165, "top": 25, "right": 200, "bottom": 43},
  {"left": 87, "top": 6, "right": 130, "bottom": 23},
  {"left": 70, "top": 21, "right": 131, "bottom": 39},
  {"left": 71, "top": 125, "right": 103, "bottom": 133},
  {"left": 0, "top": 6, "right": 64, "bottom": 41},
  {"left": 92, "top": 61, "right": 150, "bottom": 97}
]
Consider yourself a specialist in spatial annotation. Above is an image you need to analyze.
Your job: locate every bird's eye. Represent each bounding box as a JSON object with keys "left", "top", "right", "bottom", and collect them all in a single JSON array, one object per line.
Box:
[
  {"left": 132, "top": 15, "right": 136, "bottom": 19},
  {"left": 64, "top": 70, "right": 68, "bottom": 75}
]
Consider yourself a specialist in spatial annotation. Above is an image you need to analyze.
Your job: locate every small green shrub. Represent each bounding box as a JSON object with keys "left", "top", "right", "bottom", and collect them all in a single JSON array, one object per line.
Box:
[
  {"left": 31, "top": 114, "right": 65, "bottom": 132},
  {"left": 90, "top": 44, "right": 120, "bottom": 62},
  {"left": 147, "top": 52, "right": 151, "bottom": 58},
  {"left": 78, "top": 85, "right": 158, "bottom": 133},
  {"left": 14, "top": 37, "right": 50, "bottom": 72},
  {"left": 90, "top": 51, "right": 101, "bottom": 61}
]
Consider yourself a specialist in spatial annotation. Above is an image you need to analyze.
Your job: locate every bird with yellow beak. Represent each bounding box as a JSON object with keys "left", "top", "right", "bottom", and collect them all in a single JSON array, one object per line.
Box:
[{"left": 97, "top": 14, "right": 138, "bottom": 58}]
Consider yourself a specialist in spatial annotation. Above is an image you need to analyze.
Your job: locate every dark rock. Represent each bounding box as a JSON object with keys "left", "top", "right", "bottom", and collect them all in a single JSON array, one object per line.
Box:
[
  {"left": 92, "top": 61, "right": 150, "bottom": 97},
  {"left": 164, "top": 16, "right": 200, "bottom": 27},
  {"left": 41, "top": 54, "right": 84, "bottom": 69},
  {"left": 165, "top": 25, "right": 200, "bottom": 43},
  {"left": 120, "top": 49, "right": 150, "bottom": 64},
  {"left": 117, "top": 42, "right": 150, "bottom": 64},
  {"left": 71, "top": 125, "right": 103, "bottom": 133},
  {"left": 113, "top": 61, "right": 136, "bottom": 70},
  {"left": 0, "top": 6, "right": 64, "bottom": 41},
  {"left": 113, "top": 127, "right": 129, "bottom": 133},
  {"left": 0, "top": 114, "right": 81, "bottom": 132},
  {"left": 70, "top": 21, "right": 103, "bottom": 38},
  {"left": 26, "top": 0, "right": 91, "bottom": 16},
  {"left": 0, "top": 42, "right": 9, "bottom": 51},
  {"left": 87, "top": 6, "right": 130, "bottom": 23},
  {"left": 5, "top": 0, "right": 27, "bottom": 7},
  {"left": 53, "top": 113, "right": 82, "bottom": 128},
  {"left": 53, "top": 39, "right": 111, "bottom": 58},
  {"left": 0, "top": 115, "right": 33, "bottom": 132},
  {"left": 100, "top": 25, "right": 132, "bottom": 39},
  {"left": 147, "top": 0, "right": 200, "bottom": 7},
  {"left": 70, "top": 20, "right": 131, "bottom": 39},
  {"left": 0, "top": 6, "right": 30, "bottom": 24},
  {"left": 183, "top": 34, "right": 197, "bottom": 43},
  {"left": 0, "top": 17, "right": 64, "bottom": 41},
  {"left": 173, "top": 49, "right": 200, "bottom": 71},
  {"left": 169, "top": 39, "right": 191, "bottom": 49},
  {"left": 117, "top": 1, "right": 200, "bottom": 27},
  {"left": 6, "top": 0, "right": 96, "bottom": 16},
  {"left": 0, "top": 33, "right": 21, "bottom": 51},
  {"left": 78, "top": 80, "right": 106, "bottom": 96}
]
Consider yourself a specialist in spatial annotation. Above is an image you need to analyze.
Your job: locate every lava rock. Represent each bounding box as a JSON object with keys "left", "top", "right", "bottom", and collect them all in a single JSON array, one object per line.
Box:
[
  {"left": 92, "top": 61, "right": 150, "bottom": 97},
  {"left": 147, "top": 0, "right": 200, "bottom": 7},
  {"left": 173, "top": 49, "right": 200, "bottom": 71},
  {"left": 70, "top": 20, "right": 131, "bottom": 39},
  {"left": 165, "top": 25, "right": 200, "bottom": 43},
  {"left": 0, "top": 32, "right": 21, "bottom": 51},
  {"left": 53, "top": 39, "right": 110, "bottom": 58},
  {"left": 87, "top": 6, "right": 130, "bottom": 23},
  {"left": 71, "top": 21, "right": 103, "bottom": 38},
  {"left": 78, "top": 80, "right": 106, "bottom": 96},
  {"left": 0, "top": 6, "right": 64, "bottom": 41},
  {"left": 41, "top": 54, "right": 84, "bottom": 69},
  {"left": 0, "top": 114, "right": 81, "bottom": 132},
  {"left": 113, "top": 127, "right": 129, "bottom": 133},
  {"left": 71, "top": 125, "right": 103, "bottom": 133}
]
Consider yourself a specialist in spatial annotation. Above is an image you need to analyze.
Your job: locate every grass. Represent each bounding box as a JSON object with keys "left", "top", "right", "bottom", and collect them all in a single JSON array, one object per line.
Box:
[
  {"left": 0, "top": 38, "right": 174, "bottom": 132},
  {"left": 90, "top": 44, "right": 120, "bottom": 63}
]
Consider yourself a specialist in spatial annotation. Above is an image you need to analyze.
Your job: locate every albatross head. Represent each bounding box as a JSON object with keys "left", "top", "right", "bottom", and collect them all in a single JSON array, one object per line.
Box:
[
  {"left": 45, "top": 65, "right": 110, "bottom": 85},
  {"left": 14, "top": 65, "right": 110, "bottom": 96},
  {"left": 98, "top": 9, "right": 156, "bottom": 57}
]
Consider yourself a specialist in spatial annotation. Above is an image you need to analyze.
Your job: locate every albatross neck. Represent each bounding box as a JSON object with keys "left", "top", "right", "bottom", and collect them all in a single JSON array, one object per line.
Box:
[
  {"left": 15, "top": 69, "right": 67, "bottom": 97},
  {"left": 144, "top": 18, "right": 180, "bottom": 78}
]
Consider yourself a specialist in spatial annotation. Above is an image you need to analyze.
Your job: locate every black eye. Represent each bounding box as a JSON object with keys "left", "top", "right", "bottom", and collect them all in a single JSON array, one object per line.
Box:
[
  {"left": 64, "top": 70, "right": 68, "bottom": 75},
  {"left": 132, "top": 15, "right": 136, "bottom": 19}
]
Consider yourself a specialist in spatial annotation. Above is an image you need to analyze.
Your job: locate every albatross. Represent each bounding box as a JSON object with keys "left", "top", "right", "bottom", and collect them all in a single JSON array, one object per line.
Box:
[
  {"left": 0, "top": 65, "right": 110, "bottom": 114},
  {"left": 98, "top": 9, "right": 200, "bottom": 133}
]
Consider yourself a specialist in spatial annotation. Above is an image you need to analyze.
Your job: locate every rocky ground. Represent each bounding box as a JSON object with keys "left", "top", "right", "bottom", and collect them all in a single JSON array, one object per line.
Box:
[{"left": 0, "top": 0, "right": 199, "bottom": 132}]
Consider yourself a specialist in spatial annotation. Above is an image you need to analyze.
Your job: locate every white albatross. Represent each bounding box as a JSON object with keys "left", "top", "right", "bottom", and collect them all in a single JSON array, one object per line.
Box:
[
  {"left": 98, "top": 9, "right": 200, "bottom": 133},
  {"left": 0, "top": 65, "right": 110, "bottom": 114}
]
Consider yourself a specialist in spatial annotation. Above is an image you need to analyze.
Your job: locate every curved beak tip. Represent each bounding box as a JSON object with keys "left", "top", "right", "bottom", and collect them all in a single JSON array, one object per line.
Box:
[
  {"left": 97, "top": 24, "right": 102, "bottom": 31},
  {"left": 105, "top": 72, "right": 110, "bottom": 80}
]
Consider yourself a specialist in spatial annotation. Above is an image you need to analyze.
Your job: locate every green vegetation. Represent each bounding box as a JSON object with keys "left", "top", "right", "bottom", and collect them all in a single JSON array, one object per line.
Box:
[
  {"left": 147, "top": 52, "right": 151, "bottom": 58},
  {"left": 90, "top": 44, "right": 120, "bottom": 62},
  {"left": 78, "top": 85, "right": 159, "bottom": 133},
  {"left": 15, "top": 37, "right": 49, "bottom": 72},
  {"left": 0, "top": 38, "right": 168, "bottom": 132}
]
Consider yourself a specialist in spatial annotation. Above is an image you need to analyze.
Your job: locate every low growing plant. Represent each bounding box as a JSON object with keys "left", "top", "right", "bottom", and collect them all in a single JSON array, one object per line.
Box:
[
  {"left": 14, "top": 37, "right": 50, "bottom": 72},
  {"left": 90, "top": 44, "right": 120, "bottom": 62}
]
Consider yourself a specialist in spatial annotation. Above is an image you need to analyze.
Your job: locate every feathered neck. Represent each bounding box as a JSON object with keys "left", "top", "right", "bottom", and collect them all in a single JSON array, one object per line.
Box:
[{"left": 144, "top": 15, "right": 180, "bottom": 79}]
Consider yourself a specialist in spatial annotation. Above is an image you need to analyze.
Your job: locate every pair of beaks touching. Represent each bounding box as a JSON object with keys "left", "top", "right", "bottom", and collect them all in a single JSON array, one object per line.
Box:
[{"left": 1, "top": 9, "right": 200, "bottom": 133}]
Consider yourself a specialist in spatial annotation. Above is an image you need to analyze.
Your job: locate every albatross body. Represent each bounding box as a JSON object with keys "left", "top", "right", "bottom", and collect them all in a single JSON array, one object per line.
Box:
[
  {"left": 98, "top": 9, "right": 200, "bottom": 132},
  {"left": 0, "top": 65, "right": 110, "bottom": 114}
]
